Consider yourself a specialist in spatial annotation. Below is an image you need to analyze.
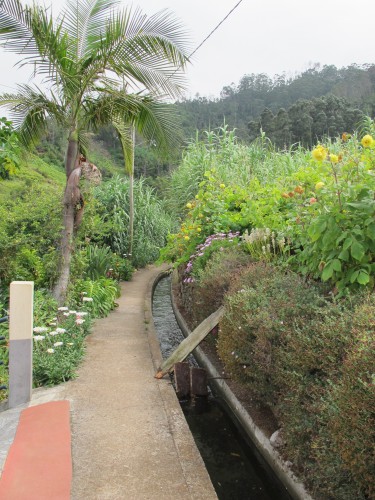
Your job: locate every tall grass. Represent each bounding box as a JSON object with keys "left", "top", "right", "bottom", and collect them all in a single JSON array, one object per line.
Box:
[
  {"left": 167, "top": 126, "right": 310, "bottom": 214},
  {"left": 94, "top": 176, "right": 176, "bottom": 268}
]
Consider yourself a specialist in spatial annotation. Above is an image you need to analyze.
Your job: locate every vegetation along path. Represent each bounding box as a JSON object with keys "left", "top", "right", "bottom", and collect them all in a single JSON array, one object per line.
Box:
[{"left": 1, "top": 266, "right": 216, "bottom": 500}]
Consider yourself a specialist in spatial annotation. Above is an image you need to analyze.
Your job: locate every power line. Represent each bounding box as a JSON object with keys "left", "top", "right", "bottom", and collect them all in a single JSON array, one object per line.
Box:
[{"left": 188, "top": 0, "right": 244, "bottom": 60}]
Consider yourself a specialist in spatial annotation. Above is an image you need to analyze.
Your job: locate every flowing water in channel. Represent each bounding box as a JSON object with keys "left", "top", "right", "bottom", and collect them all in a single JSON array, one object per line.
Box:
[{"left": 152, "top": 276, "right": 291, "bottom": 500}]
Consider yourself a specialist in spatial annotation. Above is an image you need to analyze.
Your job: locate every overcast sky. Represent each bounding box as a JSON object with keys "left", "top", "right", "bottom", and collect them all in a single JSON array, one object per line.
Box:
[{"left": 0, "top": 0, "right": 374, "bottom": 99}]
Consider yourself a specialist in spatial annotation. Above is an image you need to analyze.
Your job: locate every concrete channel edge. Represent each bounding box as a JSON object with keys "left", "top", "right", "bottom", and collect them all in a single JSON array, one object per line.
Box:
[
  {"left": 169, "top": 268, "right": 313, "bottom": 500},
  {"left": 144, "top": 266, "right": 218, "bottom": 500}
]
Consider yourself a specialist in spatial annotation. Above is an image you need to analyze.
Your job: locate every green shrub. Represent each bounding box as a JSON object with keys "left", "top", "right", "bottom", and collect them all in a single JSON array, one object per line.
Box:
[
  {"left": 217, "top": 263, "right": 326, "bottom": 404},
  {"left": 110, "top": 255, "right": 134, "bottom": 281},
  {"left": 12, "top": 248, "right": 46, "bottom": 286},
  {"left": 85, "top": 244, "right": 113, "bottom": 280},
  {"left": 276, "top": 308, "right": 351, "bottom": 480},
  {"left": 69, "top": 278, "right": 120, "bottom": 318},
  {"left": 33, "top": 309, "right": 92, "bottom": 386},
  {"left": 326, "top": 297, "right": 375, "bottom": 499}
]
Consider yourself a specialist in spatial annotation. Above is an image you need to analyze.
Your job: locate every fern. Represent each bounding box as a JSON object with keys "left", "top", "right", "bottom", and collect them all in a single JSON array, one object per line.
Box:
[{"left": 76, "top": 278, "right": 120, "bottom": 318}]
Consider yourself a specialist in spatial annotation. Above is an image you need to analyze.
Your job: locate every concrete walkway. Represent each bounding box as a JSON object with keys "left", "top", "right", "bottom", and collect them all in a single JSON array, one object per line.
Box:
[{"left": 0, "top": 265, "right": 217, "bottom": 500}]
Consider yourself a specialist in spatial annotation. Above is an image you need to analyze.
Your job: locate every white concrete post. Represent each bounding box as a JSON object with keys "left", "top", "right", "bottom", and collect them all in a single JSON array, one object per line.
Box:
[{"left": 8, "top": 281, "right": 34, "bottom": 408}]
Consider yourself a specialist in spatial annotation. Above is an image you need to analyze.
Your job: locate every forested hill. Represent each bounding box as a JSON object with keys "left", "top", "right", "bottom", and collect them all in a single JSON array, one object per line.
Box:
[{"left": 176, "top": 64, "right": 375, "bottom": 144}]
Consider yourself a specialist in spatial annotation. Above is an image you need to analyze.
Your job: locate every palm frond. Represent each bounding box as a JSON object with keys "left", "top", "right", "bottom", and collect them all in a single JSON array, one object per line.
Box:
[
  {"left": 0, "top": 0, "right": 36, "bottom": 53},
  {"left": 60, "top": 0, "right": 120, "bottom": 59},
  {"left": 0, "top": 84, "right": 64, "bottom": 146},
  {"left": 82, "top": 7, "right": 190, "bottom": 97},
  {"left": 0, "top": 0, "right": 78, "bottom": 92}
]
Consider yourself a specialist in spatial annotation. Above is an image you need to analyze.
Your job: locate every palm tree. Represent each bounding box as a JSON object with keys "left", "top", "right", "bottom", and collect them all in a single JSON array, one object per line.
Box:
[{"left": 0, "top": 0, "right": 189, "bottom": 303}]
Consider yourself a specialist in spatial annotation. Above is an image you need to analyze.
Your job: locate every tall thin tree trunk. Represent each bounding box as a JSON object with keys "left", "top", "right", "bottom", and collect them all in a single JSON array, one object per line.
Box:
[
  {"left": 128, "top": 127, "right": 135, "bottom": 257},
  {"left": 53, "top": 129, "right": 79, "bottom": 304}
]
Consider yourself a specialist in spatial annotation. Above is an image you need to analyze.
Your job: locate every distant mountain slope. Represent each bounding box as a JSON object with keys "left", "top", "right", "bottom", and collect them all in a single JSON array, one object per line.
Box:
[{"left": 176, "top": 64, "right": 375, "bottom": 142}]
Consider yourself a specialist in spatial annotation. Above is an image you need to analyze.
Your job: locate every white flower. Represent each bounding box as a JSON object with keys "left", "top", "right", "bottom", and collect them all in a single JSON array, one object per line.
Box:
[
  {"left": 49, "top": 331, "right": 59, "bottom": 336},
  {"left": 67, "top": 342, "right": 74, "bottom": 346},
  {"left": 53, "top": 341, "right": 63, "bottom": 347},
  {"left": 63, "top": 312, "right": 70, "bottom": 317},
  {"left": 76, "top": 311, "right": 88, "bottom": 316},
  {"left": 49, "top": 322, "right": 57, "bottom": 326},
  {"left": 33, "top": 335, "right": 45, "bottom": 341},
  {"left": 33, "top": 327, "right": 48, "bottom": 333},
  {"left": 69, "top": 310, "right": 77, "bottom": 314},
  {"left": 47, "top": 348, "right": 55, "bottom": 354},
  {"left": 75, "top": 318, "right": 85, "bottom": 325},
  {"left": 82, "top": 297, "right": 93, "bottom": 302},
  {"left": 57, "top": 307, "right": 69, "bottom": 311},
  {"left": 56, "top": 328, "right": 66, "bottom": 334}
]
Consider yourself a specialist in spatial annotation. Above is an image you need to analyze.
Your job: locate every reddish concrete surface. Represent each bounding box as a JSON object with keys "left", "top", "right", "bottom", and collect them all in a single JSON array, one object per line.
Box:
[{"left": 0, "top": 400, "right": 71, "bottom": 500}]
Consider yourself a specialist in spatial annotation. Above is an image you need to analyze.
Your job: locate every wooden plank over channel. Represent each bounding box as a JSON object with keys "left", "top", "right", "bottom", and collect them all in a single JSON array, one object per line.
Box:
[{"left": 155, "top": 306, "right": 224, "bottom": 379}]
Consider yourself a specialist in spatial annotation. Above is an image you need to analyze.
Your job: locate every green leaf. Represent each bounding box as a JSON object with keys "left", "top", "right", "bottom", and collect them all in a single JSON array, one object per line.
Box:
[
  {"left": 366, "top": 223, "right": 375, "bottom": 241},
  {"left": 351, "top": 240, "right": 365, "bottom": 262},
  {"left": 308, "top": 219, "right": 326, "bottom": 242},
  {"left": 338, "top": 249, "right": 349, "bottom": 261},
  {"left": 357, "top": 270, "right": 370, "bottom": 285},
  {"left": 321, "top": 262, "right": 334, "bottom": 281},
  {"left": 342, "top": 237, "right": 353, "bottom": 251},
  {"left": 350, "top": 270, "right": 359, "bottom": 283},
  {"left": 332, "top": 259, "right": 341, "bottom": 272}
]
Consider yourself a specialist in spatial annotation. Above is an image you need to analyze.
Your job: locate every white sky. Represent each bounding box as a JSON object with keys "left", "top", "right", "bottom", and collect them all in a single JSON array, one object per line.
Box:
[{"left": 0, "top": 0, "right": 374, "bottom": 99}]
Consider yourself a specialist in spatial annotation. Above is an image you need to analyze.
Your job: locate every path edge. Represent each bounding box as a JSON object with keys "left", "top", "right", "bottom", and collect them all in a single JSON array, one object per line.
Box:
[{"left": 144, "top": 265, "right": 218, "bottom": 500}]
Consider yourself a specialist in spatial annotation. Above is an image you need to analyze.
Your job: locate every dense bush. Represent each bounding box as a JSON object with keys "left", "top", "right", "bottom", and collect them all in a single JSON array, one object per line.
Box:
[
  {"left": 0, "top": 182, "right": 63, "bottom": 289},
  {"left": 217, "top": 263, "right": 326, "bottom": 404},
  {"left": 325, "top": 296, "right": 375, "bottom": 499},
  {"left": 213, "top": 262, "right": 373, "bottom": 499}
]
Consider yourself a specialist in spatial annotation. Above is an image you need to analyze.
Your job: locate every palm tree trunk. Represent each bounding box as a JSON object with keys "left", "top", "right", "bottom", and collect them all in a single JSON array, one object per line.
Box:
[
  {"left": 53, "top": 129, "right": 79, "bottom": 304},
  {"left": 128, "top": 127, "right": 135, "bottom": 258}
]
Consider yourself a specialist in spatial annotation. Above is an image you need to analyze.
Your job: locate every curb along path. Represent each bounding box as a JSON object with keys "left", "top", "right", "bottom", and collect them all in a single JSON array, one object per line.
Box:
[{"left": 0, "top": 265, "right": 217, "bottom": 500}]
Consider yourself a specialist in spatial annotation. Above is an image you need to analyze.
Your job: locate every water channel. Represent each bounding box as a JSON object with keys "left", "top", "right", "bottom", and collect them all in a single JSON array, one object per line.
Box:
[{"left": 152, "top": 276, "right": 291, "bottom": 500}]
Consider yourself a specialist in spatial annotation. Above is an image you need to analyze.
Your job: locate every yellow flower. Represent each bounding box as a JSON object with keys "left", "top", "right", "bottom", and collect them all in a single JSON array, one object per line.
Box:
[
  {"left": 220, "top": 183, "right": 225, "bottom": 189},
  {"left": 197, "top": 227, "right": 202, "bottom": 232},
  {"left": 329, "top": 154, "right": 339, "bottom": 163},
  {"left": 186, "top": 202, "right": 192, "bottom": 209},
  {"left": 361, "top": 135, "right": 374, "bottom": 148},
  {"left": 315, "top": 182, "right": 325, "bottom": 190},
  {"left": 184, "top": 235, "right": 190, "bottom": 241},
  {"left": 312, "top": 146, "right": 328, "bottom": 161}
]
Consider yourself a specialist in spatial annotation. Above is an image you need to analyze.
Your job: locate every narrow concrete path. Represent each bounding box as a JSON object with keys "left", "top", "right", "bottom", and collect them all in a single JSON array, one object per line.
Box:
[
  {"left": 66, "top": 265, "right": 216, "bottom": 499},
  {"left": 0, "top": 265, "right": 217, "bottom": 500}
]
